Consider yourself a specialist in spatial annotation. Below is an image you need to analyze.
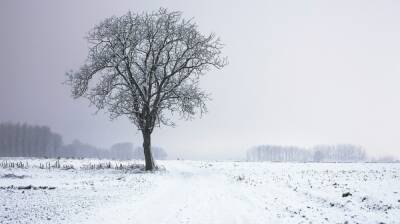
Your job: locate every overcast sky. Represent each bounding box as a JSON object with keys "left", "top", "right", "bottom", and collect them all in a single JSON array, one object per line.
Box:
[{"left": 1, "top": 0, "right": 400, "bottom": 160}]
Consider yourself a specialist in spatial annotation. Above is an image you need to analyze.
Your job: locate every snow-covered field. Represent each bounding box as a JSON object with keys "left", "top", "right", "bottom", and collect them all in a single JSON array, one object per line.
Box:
[{"left": 0, "top": 158, "right": 399, "bottom": 224}]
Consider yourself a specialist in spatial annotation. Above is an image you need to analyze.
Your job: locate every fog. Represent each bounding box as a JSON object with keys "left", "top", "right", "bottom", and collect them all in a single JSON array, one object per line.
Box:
[{"left": 1, "top": 0, "right": 400, "bottom": 160}]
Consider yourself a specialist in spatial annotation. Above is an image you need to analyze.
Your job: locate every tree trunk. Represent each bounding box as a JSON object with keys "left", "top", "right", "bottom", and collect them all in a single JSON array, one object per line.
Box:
[{"left": 142, "top": 130, "right": 155, "bottom": 171}]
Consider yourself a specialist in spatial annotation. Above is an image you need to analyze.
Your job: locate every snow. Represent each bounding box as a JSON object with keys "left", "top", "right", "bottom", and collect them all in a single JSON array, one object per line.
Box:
[{"left": 1, "top": 158, "right": 399, "bottom": 224}]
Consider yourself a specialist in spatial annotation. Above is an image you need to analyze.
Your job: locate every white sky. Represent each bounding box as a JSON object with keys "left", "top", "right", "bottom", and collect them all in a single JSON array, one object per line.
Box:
[{"left": 1, "top": 0, "right": 400, "bottom": 159}]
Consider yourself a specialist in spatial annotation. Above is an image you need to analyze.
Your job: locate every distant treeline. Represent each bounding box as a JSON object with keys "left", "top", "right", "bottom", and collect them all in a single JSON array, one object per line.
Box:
[
  {"left": 247, "top": 144, "right": 367, "bottom": 162},
  {"left": 0, "top": 122, "right": 167, "bottom": 160},
  {"left": 61, "top": 140, "right": 167, "bottom": 160},
  {"left": 0, "top": 122, "right": 63, "bottom": 157}
]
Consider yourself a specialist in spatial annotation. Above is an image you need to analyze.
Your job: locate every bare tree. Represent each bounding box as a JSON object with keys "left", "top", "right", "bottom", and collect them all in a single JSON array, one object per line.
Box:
[{"left": 65, "top": 8, "right": 227, "bottom": 170}]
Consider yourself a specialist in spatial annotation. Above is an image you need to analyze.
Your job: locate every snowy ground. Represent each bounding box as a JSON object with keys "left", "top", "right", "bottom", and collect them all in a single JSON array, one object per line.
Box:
[{"left": 0, "top": 159, "right": 399, "bottom": 224}]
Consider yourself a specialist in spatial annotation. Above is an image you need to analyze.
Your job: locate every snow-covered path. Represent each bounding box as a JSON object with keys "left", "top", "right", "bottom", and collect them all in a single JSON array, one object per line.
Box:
[{"left": 87, "top": 162, "right": 273, "bottom": 224}]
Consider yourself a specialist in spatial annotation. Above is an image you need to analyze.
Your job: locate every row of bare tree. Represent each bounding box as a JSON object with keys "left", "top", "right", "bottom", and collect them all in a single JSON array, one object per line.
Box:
[
  {"left": 60, "top": 140, "right": 167, "bottom": 160},
  {"left": 247, "top": 144, "right": 367, "bottom": 162},
  {"left": 0, "top": 122, "right": 167, "bottom": 160},
  {"left": 0, "top": 122, "right": 62, "bottom": 157}
]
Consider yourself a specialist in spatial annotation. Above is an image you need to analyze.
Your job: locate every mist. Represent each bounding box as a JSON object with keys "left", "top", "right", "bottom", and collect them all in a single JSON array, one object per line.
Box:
[{"left": 1, "top": 0, "right": 400, "bottom": 160}]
